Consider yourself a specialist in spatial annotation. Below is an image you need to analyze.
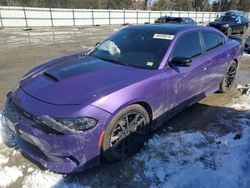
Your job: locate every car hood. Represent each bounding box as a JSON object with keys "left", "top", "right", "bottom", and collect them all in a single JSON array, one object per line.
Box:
[{"left": 19, "top": 56, "right": 154, "bottom": 105}]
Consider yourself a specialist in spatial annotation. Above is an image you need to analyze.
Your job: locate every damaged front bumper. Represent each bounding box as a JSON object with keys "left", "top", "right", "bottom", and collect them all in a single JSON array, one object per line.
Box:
[{"left": 2, "top": 95, "right": 112, "bottom": 173}]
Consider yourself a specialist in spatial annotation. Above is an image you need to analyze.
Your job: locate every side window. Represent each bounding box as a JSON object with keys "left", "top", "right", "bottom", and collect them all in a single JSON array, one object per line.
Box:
[
  {"left": 202, "top": 32, "right": 224, "bottom": 52},
  {"left": 218, "top": 34, "right": 224, "bottom": 46},
  {"left": 236, "top": 16, "right": 241, "bottom": 23},
  {"left": 171, "top": 32, "right": 201, "bottom": 59}
]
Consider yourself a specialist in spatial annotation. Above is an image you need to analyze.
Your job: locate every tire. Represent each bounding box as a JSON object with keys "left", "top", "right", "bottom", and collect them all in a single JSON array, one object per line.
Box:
[
  {"left": 241, "top": 26, "right": 247, "bottom": 34},
  {"left": 219, "top": 61, "right": 237, "bottom": 93},
  {"left": 227, "top": 27, "right": 232, "bottom": 36},
  {"left": 102, "top": 104, "right": 150, "bottom": 162}
]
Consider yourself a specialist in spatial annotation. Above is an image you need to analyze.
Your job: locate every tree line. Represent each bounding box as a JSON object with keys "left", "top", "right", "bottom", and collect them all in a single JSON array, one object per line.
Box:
[{"left": 0, "top": 0, "right": 250, "bottom": 11}]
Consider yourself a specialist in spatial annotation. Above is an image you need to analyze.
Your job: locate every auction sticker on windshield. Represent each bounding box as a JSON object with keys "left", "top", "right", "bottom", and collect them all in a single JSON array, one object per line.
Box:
[{"left": 153, "top": 34, "right": 174, "bottom": 40}]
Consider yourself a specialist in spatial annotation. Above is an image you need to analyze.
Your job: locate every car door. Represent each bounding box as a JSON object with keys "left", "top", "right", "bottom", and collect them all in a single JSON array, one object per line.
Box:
[
  {"left": 234, "top": 16, "right": 243, "bottom": 32},
  {"left": 201, "top": 31, "right": 230, "bottom": 94},
  {"left": 164, "top": 31, "right": 206, "bottom": 107}
]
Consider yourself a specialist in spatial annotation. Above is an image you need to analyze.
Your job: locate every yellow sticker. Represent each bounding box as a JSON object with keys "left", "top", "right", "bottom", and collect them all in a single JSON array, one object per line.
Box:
[{"left": 147, "top": 62, "right": 154, "bottom": 66}]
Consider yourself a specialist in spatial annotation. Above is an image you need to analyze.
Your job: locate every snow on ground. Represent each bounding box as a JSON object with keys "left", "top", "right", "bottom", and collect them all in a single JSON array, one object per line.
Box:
[
  {"left": 21, "top": 170, "right": 62, "bottom": 188},
  {"left": 134, "top": 95, "right": 250, "bottom": 188},
  {"left": 0, "top": 166, "right": 23, "bottom": 187},
  {"left": 0, "top": 93, "right": 250, "bottom": 187}
]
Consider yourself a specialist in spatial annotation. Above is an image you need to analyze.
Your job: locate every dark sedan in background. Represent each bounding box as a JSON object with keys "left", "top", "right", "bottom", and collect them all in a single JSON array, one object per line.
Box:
[
  {"left": 155, "top": 16, "right": 197, "bottom": 25},
  {"left": 208, "top": 13, "right": 249, "bottom": 35}
]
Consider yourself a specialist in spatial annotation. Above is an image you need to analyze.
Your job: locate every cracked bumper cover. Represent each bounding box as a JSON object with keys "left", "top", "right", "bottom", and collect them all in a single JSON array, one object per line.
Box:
[{"left": 2, "top": 90, "right": 112, "bottom": 173}]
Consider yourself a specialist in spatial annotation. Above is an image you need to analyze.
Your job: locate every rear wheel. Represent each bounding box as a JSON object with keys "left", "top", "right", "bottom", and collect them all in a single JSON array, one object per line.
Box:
[
  {"left": 219, "top": 61, "right": 237, "bottom": 93},
  {"left": 102, "top": 104, "right": 150, "bottom": 162},
  {"left": 227, "top": 27, "right": 232, "bottom": 36}
]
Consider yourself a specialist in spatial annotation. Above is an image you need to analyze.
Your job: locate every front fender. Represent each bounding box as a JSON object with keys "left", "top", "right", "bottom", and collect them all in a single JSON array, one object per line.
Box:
[{"left": 91, "top": 73, "right": 166, "bottom": 120}]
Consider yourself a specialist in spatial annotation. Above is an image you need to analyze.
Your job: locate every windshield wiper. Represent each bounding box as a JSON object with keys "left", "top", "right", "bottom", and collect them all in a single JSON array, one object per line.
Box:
[{"left": 93, "top": 55, "right": 128, "bottom": 67}]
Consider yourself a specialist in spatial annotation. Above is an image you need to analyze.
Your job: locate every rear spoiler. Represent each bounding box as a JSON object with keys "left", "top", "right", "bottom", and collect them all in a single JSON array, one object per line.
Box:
[{"left": 228, "top": 36, "right": 244, "bottom": 55}]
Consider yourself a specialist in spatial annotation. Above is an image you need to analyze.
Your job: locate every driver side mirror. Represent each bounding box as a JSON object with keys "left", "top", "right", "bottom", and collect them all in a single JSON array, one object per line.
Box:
[{"left": 170, "top": 57, "right": 192, "bottom": 67}]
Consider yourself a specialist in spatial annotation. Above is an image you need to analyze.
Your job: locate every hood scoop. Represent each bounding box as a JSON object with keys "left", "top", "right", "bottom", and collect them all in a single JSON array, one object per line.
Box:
[
  {"left": 43, "top": 72, "right": 59, "bottom": 82},
  {"left": 19, "top": 56, "right": 152, "bottom": 105}
]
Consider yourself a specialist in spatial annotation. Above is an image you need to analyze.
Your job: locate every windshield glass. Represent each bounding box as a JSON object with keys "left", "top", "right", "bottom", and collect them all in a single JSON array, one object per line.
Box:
[
  {"left": 218, "top": 15, "right": 236, "bottom": 22},
  {"left": 90, "top": 29, "right": 172, "bottom": 69},
  {"left": 168, "top": 18, "right": 182, "bottom": 23}
]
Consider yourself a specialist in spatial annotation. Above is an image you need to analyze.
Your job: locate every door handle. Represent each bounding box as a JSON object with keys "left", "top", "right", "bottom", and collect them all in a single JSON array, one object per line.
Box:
[
  {"left": 206, "top": 61, "right": 212, "bottom": 66},
  {"left": 202, "top": 60, "right": 211, "bottom": 70}
]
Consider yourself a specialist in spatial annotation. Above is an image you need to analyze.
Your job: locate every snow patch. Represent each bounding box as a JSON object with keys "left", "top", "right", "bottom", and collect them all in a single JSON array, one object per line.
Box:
[
  {"left": 22, "top": 170, "right": 62, "bottom": 188},
  {"left": 27, "top": 167, "right": 34, "bottom": 173},
  {"left": 135, "top": 98, "right": 250, "bottom": 187},
  {"left": 0, "top": 166, "right": 23, "bottom": 187},
  {"left": 22, "top": 170, "right": 83, "bottom": 188},
  {"left": 0, "top": 153, "right": 9, "bottom": 165}
]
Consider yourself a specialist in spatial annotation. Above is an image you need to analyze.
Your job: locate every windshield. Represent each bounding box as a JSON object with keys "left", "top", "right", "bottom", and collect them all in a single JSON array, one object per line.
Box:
[
  {"left": 167, "top": 18, "right": 182, "bottom": 23},
  {"left": 90, "top": 29, "right": 172, "bottom": 69},
  {"left": 217, "top": 15, "right": 236, "bottom": 22}
]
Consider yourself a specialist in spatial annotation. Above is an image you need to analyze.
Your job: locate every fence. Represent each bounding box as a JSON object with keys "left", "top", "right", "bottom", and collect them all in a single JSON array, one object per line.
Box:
[{"left": 0, "top": 6, "right": 250, "bottom": 28}]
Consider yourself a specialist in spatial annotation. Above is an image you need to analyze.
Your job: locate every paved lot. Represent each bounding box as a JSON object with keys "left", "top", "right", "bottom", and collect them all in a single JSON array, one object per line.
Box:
[{"left": 0, "top": 25, "right": 250, "bottom": 188}]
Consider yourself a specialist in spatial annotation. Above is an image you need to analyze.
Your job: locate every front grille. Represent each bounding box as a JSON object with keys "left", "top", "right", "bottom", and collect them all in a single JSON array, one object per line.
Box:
[{"left": 6, "top": 99, "right": 63, "bottom": 135}]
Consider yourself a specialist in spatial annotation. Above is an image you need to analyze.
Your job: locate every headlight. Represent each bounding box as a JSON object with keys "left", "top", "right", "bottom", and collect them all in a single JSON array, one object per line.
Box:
[
  {"left": 57, "top": 117, "right": 97, "bottom": 131},
  {"left": 221, "top": 24, "right": 229, "bottom": 27},
  {"left": 39, "top": 115, "right": 98, "bottom": 134}
]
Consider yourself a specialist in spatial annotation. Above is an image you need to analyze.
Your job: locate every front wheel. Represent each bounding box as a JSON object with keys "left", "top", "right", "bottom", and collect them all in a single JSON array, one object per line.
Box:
[
  {"left": 219, "top": 61, "right": 237, "bottom": 93},
  {"left": 102, "top": 104, "right": 150, "bottom": 162}
]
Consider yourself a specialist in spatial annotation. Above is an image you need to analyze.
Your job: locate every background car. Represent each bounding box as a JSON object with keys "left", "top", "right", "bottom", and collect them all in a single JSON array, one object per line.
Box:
[
  {"left": 154, "top": 16, "right": 197, "bottom": 25},
  {"left": 208, "top": 13, "right": 249, "bottom": 35},
  {"left": 2, "top": 24, "right": 242, "bottom": 173}
]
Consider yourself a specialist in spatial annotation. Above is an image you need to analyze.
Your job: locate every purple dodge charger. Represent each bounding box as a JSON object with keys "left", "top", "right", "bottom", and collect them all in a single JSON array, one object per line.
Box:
[{"left": 1, "top": 24, "right": 242, "bottom": 173}]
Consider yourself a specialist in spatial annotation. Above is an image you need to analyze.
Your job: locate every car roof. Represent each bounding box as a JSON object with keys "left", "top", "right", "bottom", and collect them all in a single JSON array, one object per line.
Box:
[
  {"left": 125, "top": 24, "right": 217, "bottom": 35},
  {"left": 159, "top": 16, "right": 191, "bottom": 19}
]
